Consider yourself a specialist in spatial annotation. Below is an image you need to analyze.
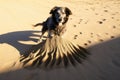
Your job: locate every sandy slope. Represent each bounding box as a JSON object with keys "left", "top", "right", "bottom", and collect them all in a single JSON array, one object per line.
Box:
[{"left": 0, "top": 0, "right": 120, "bottom": 80}]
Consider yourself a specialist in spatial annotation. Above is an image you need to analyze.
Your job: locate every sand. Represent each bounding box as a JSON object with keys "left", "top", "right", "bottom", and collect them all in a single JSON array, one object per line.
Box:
[{"left": 0, "top": 0, "right": 120, "bottom": 80}]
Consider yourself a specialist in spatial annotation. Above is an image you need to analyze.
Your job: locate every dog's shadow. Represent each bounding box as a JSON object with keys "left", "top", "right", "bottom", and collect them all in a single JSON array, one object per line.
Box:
[{"left": 0, "top": 30, "right": 44, "bottom": 55}]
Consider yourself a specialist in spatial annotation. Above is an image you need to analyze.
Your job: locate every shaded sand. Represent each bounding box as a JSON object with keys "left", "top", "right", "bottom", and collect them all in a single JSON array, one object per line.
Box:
[{"left": 0, "top": 0, "right": 120, "bottom": 80}]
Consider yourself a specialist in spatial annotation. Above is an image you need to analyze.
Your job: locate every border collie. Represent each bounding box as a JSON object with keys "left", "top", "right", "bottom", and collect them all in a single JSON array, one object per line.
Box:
[{"left": 33, "top": 6, "right": 72, "bottom": 39}]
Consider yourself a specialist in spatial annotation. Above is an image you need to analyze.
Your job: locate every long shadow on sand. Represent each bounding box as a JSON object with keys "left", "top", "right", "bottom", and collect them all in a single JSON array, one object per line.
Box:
[
  {"left": 0, "top": 30, "right": 41, "bottom": 55},
  {"left": 0, "top": 37, "right": 120, "bottom": 80}
]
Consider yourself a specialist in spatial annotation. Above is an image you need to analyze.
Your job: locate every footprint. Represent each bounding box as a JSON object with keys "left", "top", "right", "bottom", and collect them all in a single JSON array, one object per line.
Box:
[
  {"left": 97, "top": 19, "right": 106, "bottom": 24},
  {"left": 116, "top": 19, "right": 119, "bottom": 21},
  {"left": 105, "top": 33, "right": 115, "bottom": 39},
  {"left": 113, "top": 25, "right": 116, "bottom": 29},
  {"left": 90, "top": 35, "right": 94, "bottom": 38},
  {"left": 102, "top": 19, "right": 106, "bottom": 21},
  {"left": 91, "top": 33, "right": 93, "bottom": 35},
  {"left": 78, "top": 19, "right": 83, "bottom": 24},
  {"left": 84, "top": 43, "right": 88, "bottom": 46},
  {"left": 90, "top": 33, "right": 94, "bottom": 38},
  {"left": 111, "top": 17, "right": 114, "bottom": 19},
  {"left": 74, "top": 35, "right": 78, "bottom": 39},
  {"left": 104, "top": 10, "right": 108, "bottom": 12},
  {"left": 91, "top": 35, "right": 94, "bottom": 38},
  {"left": 80, "top": 32, "right": 82, "bottom": 34},
  {"left": 99, "top": 39, "right": 104, "bottom": 42},
  {"left": 88, "top": 40, "right": 92, "bottom": 43},
  {"left": 84, "top": 40, "right": 92, "bottom": 46},
  {"left": 95, "top": 13, "right": 99, "bottom": 15},
  {"left": 98, "top": 21, "right": 103, "bottom": 24},
  {"left": 105, "top": 33, "right": 109, "bottom": 35},
  {"left": 110, "top": 36, "right": 115, "bottom": 39},
  {"left": 85, "top": 20, "right": 89, "bottom": 24},
  {"left": 73, "top": 25, "right": 77, "bottom": 27}
]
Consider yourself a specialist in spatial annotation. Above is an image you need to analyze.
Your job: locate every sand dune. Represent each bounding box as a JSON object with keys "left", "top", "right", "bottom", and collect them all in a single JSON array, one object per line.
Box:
[{"left": 0, "top": 0, "right": 120, "bottom": 80}]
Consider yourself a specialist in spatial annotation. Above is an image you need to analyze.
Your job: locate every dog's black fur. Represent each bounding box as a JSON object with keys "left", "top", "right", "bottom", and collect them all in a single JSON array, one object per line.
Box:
[{"left": 33, "top": 6, "right": 72, "bottom": 39}]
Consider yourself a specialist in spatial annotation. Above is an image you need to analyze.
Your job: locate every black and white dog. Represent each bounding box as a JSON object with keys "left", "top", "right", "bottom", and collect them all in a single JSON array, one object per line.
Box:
[{"left": 33, "top": 6, "right": 72, "bottom": 39}]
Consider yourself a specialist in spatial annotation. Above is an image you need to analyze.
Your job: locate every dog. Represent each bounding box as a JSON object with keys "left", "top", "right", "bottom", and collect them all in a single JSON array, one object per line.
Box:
[{"left": 33, "top": 6, "right": 72, "bottom": 39}]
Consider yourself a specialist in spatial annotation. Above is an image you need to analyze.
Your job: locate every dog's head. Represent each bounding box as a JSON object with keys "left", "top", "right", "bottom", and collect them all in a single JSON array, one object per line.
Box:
[{"left": 50, "top": 6, "right": 72, "bottom": 26}]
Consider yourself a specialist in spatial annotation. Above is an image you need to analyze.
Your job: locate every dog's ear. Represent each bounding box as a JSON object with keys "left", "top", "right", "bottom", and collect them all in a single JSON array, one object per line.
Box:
[
  {"left": 49, "top": 6, "right": 58, "bottom": 14},
  {"left": 65, "top": 7, "right": 72, "bottom": 16}
]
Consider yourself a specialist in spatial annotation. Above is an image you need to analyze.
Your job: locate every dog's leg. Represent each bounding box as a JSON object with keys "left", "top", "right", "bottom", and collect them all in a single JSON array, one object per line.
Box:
[
  {"left": 47, "top": 25, "right": 53, "bottom": 38},
  {"left": 60, "top": 28, "right": 67, "bottom": 38},
  {"left": 48, "top": 30, "right": 52, "bottom": 38},
  {"left": 33, "top": 23, "right": 43, "bottom": 27},
  {"left": 37, "top": 30, "right": 46, "bottom": 43}
]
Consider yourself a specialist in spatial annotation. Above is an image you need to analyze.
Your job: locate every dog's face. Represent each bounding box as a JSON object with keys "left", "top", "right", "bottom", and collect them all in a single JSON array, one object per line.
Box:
[{"left": 50, "top": 6, "right": 72, "bottom": 26}]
